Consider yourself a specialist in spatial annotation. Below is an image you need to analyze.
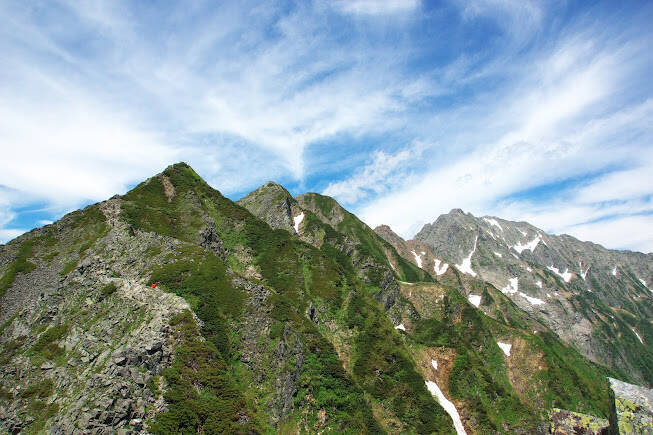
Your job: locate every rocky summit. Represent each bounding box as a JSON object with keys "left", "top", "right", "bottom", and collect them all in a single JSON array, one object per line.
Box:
[
  {"left": 376, "top": 209, "right": 653, "bottom": 389},
  {"left": 0, "top": 163, "right": 650, "bottom": 434}
]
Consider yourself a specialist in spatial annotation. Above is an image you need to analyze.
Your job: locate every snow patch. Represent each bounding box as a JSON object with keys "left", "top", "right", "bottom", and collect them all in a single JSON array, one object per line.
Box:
[
  {"left": 455, "top": 236, "right": 478, "bottom": 277},
  {"left": 425, "top": 381, "right": 467, "bottom": 435},
  {"left": 512, "top": 235, "right": 541, "bottom": 254},
  {"left": 500, "top": 277, "right": 519, "bottom": 295},
  {"left": 547, "top": 265, "right": 572, "bottom": 283},
  {"left": 526, "top": 267, "right": 532, "bottom": 272},
  {"left": 395, "top": 324, "right": 406, "bottom": 331},
  {"left": 518, "top": 229, "right": 528, "bottom": 237},
  {"left": 483, "top": 217, "right": 503, "bottom": 231},
  {"left": 612, "top": 266, "right": 617, "bottom": 276},
  {"left": 633, "top": 329, "right": 644, "bottom": 344},
  {"left": 410, "top": 250, "right": 423, "bottom": 269},
  {"left": 546, "top": 293, "right": 551, "bottom": 298},
  {"left": 434, "top": 259, "right": 449, "bottom": 276},
  {"left": 519, "top": 292, "right": 545, "bottom": 305},
  {"left": 468, "top": 294, "right": 481, "bottom": 308},
  {"left": 293, "top": 212, "right": 304, "bottom": 233},
  {"left": 639, "top": 278, "right": 651, "bottom": 292},
  {"left": 497, "top": 342, "right": 512, "bottom": 357},
  {"left": 421, "top": 251, "right": 426, "bottom": 255},
  {"left": 493, "top": 251, "right": 502, "bottom": 258},
  {"left": 536, "top": 280, "right": 543, "bottom": 288},
  {"left": 578, "top": 262, "right": 591, "bottom": 281},
  {"left": 431, "top": 359, "right": 438, "bottom": 370},
  {"left": 486, "top": 230, "right": 497, "bottom": 241}
]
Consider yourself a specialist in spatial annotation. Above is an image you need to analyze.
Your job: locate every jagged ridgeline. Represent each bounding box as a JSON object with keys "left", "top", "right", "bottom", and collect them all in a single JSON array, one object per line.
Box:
[
  {"left": 377, "top": 209, "right": 653, "bottom": 388},
  {"left": 0, "top": 162, "right": 622, "bottom": 433}
]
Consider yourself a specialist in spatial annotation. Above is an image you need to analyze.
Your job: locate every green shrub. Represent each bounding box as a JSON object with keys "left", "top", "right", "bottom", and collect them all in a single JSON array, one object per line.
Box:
[
  {"left": 149, "top": 310, "right": 260, "bottom": 434},
  {"left": 19, "top": 379, "right": 54, "bottom": 399},
  {"left": 0, "top": 239, "right": 37, "bottom": 296},
  {"left": 101, "top": 282, "right": 118, "bottom": 297},
  {"left": 32, "top": 324, "right": 69, "bottom": 360},
  {"left": 150, "top": 252, "right": 243, "bottom": 358},
  {"left": 0, "top": 385, "right": 14, "bottom": 400},
  {"left": 60, "top": 259, "right": 78, "bottom": 276}
]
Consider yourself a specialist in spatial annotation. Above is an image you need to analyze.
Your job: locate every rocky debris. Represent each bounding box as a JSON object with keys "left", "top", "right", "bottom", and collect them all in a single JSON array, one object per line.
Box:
[
  {"left": 198, "top": 223, "right": 226, "bottom": 259},
  {"left": 549, "top": 408, "right": 609, "bottom": 434},
  {"left": 160, "top": 175, "right": 176, "bottom": 202},
  {"left": 270, "top": 324, "right": 304, "bottom": 421},
  {"left": 40, "top": 361, "right": 55, "bottom": 370},
  {"left": 0, "top": 208, "right": 192, "bottom": 433},
  {"left": 609, "top": 377, "right": 653, "bottom": 434},
  {"left": 234, "top": 277, "right": 273, "bottom": 380}
]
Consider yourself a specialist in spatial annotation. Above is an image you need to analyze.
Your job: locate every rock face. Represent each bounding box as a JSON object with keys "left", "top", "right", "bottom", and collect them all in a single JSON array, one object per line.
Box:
[
  {"left": 0, "top": 199, "right": 192, "bottom": 433},
  {"left": 375, "top": 225, "right": 447, "bottom": 277},
  {"left": 609, "top": 377, "right": 653, "bottom": 434},
  {"left": 237, "top": 182, "right": 298, "bottom": 235},
  {"left": 549, "top": 408, "right": 609, "bottom": 434},
  {"left": 376, "top": 209, "right": 653, "bottom": 387},
  {"left": 0, "top": 163, "right": 641, "bottom": 433}
]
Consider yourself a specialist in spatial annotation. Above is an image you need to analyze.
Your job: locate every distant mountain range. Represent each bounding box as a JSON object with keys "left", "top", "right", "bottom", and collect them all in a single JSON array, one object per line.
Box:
[
  {"left": 0, "top": 163, "right": 651, "bottom": 433},
  {"left": 375, "top": 208, "right": 653, "bottom": 387}
]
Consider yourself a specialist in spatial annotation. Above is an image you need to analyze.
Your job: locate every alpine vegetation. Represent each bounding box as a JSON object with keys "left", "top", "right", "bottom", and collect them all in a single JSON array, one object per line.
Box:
[{"left": 1, "top": 163, "right": 650, "bottom": 433}]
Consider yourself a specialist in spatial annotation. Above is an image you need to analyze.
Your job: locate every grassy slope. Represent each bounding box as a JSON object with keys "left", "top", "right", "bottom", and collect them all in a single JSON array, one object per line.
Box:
[
  {"left": 4, "top": 163, "right": 624, "bottom": 433},
  {"left": 403, "top": 272, "right": 618, "bottom": 433},
  {"left": 121, "top": 163, "right": 454, "bottom": 433},
  {"left": 296, "top": 192, "right": 431, "bottom": 285}
]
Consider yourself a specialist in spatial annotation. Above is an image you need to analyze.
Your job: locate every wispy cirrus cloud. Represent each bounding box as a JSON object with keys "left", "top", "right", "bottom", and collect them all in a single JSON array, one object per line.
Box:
[
  {"left": 0, "top": 0, "right": 434, "bottom": 242},
  {"left": 323, "top": 142, "right": 427, "bottom": 204},
  {"left": 332, "top": 0, "right": 421, "bottom": 16},
  {"left": 0, "top": 0, "right": 652, "bottom": 253},
  {"left": 349, "top": 8, "right": 653, "bottom": 251}
]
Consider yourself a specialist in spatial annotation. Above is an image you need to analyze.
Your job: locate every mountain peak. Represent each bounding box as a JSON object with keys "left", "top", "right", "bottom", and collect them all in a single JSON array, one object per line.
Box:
[
  {"left": 374, "top": 224, "right": 394, "bottom": 233},
  {"left": 236, "top": 181, "right": 297, "bottom": 233},
  {"left": 164, "top": 161, "right": 192, "bottom": 171},
  {"left": 238, "top": 180, "right": 295, "bottom": 205}
]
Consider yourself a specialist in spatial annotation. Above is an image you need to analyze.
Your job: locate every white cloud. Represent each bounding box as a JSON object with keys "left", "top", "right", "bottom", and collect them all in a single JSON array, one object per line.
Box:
[
  {"left": 322, "top": 142, "right": 426, "bottom": 204},
  {"left": 455, "top": 0, "right": 543, "bottom": 43},
  {"left": 332, "top": 0, "right": 421, "bottom": 16},
  {"left": 353, "top": 26, "right": 653, "bottom": 251},
  {"left": 565, "top": 215, "right": 653, "bottom": 254},
  {"left": 0, "top": 0, "right": 436, "bottom": 238},
  {"left": 0, "top": 229, "right": 27, "bottom": 244},
  {"left": 0, "top": 1, "right": 651, "bottom": 254}
]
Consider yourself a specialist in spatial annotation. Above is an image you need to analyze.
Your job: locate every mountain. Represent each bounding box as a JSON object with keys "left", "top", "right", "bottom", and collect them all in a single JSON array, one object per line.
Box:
[
  {"left": 376, "top": 209, "right": 653, "bottom": 387},
  {"left": 0, "top": 163, "right": 633, "bottom": 433}
]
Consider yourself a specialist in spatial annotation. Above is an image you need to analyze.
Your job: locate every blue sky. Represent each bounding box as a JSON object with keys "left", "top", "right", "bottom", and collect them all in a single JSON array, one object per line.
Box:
[{"left": 1, "top": 0, "right": 652, "bottom": 252}]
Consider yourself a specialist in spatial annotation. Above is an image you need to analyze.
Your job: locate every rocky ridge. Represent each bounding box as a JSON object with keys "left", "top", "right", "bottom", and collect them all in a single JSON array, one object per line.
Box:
[
  {"left": 0, "top": 163, "right": 638, "bottom": 433},
  {"left": 375, "top": 209, "right": 653, "bottom": 386}
]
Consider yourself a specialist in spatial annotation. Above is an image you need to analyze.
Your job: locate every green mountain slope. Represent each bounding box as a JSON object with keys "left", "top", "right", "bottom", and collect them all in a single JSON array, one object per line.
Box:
[{"left": 0, "top": 163, "right": 625, "bottom": 433}]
